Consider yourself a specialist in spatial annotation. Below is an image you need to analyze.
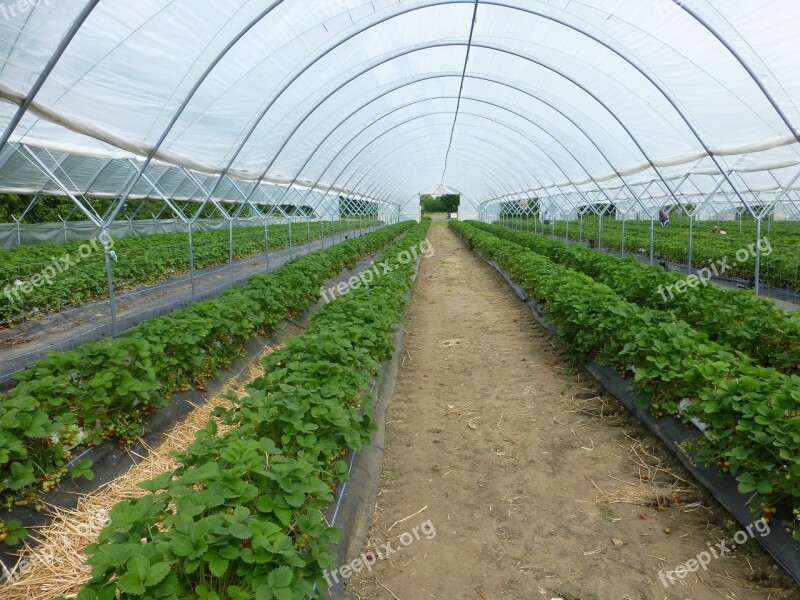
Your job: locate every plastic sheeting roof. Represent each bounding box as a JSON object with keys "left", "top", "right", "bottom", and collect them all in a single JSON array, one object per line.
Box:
[{"left": 0, "top": 0, "right": 799, "bottom": 219}]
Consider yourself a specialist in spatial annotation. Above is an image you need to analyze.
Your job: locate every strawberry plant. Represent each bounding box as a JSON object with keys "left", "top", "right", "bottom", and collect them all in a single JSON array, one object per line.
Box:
[
  {"left": 503, "top": 216, "right": 800, "bottom": 293},
  {"left": 0, "top": 222, "right": 413, "bottom": 546},
  {"left": 0, "top": 220, "right": 378, "bottom": 327},
  {"left": 64, "top": 223, "right": 430, "bottom": 599},
  {"left": 477, "top": 222, "right": 800, "bottom": 375}
]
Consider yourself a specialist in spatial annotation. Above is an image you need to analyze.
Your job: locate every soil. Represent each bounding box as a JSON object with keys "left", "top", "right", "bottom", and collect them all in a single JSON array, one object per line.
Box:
[{"left": 348, "top": 225, "right": 800, "bottom": 600}]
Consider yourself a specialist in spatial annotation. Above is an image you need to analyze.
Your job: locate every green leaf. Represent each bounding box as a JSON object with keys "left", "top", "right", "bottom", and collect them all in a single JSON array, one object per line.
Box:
[
  {"left": 97, "top": 544, "right": 133, "bottom": 567},
  {"left": 267, "top": 565, "right": 293, "bottom": 588},
  {"left": 274, "top": 588, "right": 296, "bottom": 600},
  {"left": 129, "top": 554, "right": 150, "bottom": 580},
  {"left": 138, "top": 472, "right": 173, "bottom": 492},
  {"left": 144, "top": 562, "right": 172, "bottom": 587},
  {"left": 228, "top": 523, "right": 252, "bottom": 540},
  {"left": 116, "top": 572, "right": 145, "bottom": 595},
  {"left": 255, "top": 585, "right": 273, "bottom": 600},
  {"left": 5, "top": 462, "right": 35, "bottom": 490},
  {"left": 71, "top": 459, "right": 95, "bottom": 481},
  {"left": 170, "top": 535, "right": 196, "bottom": 558},
  {"left": 208, "top": 556, "right": 229, "bottom": 578}
]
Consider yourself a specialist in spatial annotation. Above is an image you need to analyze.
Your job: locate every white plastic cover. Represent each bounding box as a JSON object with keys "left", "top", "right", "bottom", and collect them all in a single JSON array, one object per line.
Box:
[{"left": 0, "top": 0, "right": 798, "bottom": 219}]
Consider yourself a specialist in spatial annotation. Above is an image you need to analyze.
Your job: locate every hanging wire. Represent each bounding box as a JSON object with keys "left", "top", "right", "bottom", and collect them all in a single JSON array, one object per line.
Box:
[{"left": 441, "top": 0, "right": 480, "bottom": 184}]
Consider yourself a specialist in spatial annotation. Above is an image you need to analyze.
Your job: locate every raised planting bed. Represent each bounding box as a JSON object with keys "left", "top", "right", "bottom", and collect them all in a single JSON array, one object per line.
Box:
[
  {"left": 478, "top": 222, "right": 800, "bottom": 375},
  {"left": 0, "top": 220, "right": 380, "bottom": 328},
  {"left": 55, "top": 221, "right": 430, "bottom": 600},
  {"left": 0, "top": 222, "right": 413, "bottom": 550}
]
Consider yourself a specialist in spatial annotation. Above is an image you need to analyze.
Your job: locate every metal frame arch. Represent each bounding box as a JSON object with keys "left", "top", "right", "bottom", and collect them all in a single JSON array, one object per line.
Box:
[
  {"left": 9, "top": 1, "right": 792, "bottom": 218},
  {"left": 286, "top": 97, "right": 556, "bottom": 212},
  {"left": 233, "top": 40, "right": 680, "bottom": 216},
  {"left": 483, "top": 1, "right": 800, "bottom": 186},
  {"left": 336, "top": 113, "right": 552, "bottom": 199},
  {"left": 362, "top": 98, "right": 614, "bottom": 202},
  {"left": 345, "top": 137, "right": 526, "bottom": 208},
  {"left": 362, "top": 156, "right": 532, "bottom": 212},
  {"left": 272, "top": 79, "right": 618, "bottom": 205},
  {"left": 361, "top": 142, "right": 570, "bottom": 207},
  {"left": 344, "top": 107, "right": 590, "bottom": 201},
  {"left": 113, "top": 0, "right": 701, "bottom": 224},
  {"left": 298, "top": 131, "right": 514, "bottom": 210},
  {"left": 0, "top": 0, "right": 102, "bottom": 150},
  {"left": 235, "top": 36, "right": 681, "bottom": 216},
  {"left": 332, "top": 123, "right": 538, "bottom": 202},
  {"left": 672, "top": 1, "right": 800, "bottom": 146},
  {"left": 347, "top": 132, "right": 541, "bottom": 202},
  {"left": 356, "top": 122, "right": 535, "bottom": 197},
  {"left": 282, "top": 134, "right": 512, "bottom": 217},
  {"left": 281, "top": 96, "right": 586, "bottom": 208},
  {"left": 269, "top": 70, "right": 643, "bottom": 210},
  {"left": 327, "top": 119, "right": 549, "bottom": 202},
  {"left": 236, "top": 0, "right": 771, "bottom": 217}
]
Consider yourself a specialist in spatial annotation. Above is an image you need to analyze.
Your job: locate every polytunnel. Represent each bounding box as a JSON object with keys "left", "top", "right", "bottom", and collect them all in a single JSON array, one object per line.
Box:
[
  {"left": 0, "top": 0, "right": 798, "bottom": 223},
  {"left": 1, "top": 2, "right": 800, "bottom": 598}
]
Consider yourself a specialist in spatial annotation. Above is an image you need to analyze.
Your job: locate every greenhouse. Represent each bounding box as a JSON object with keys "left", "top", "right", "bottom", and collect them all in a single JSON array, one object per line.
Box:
[{"left": 0, "top": 1, "right": 799, "bottom": 598}]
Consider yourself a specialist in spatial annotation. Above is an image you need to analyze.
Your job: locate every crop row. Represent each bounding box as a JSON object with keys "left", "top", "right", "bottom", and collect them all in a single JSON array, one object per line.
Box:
[
  {"left": 502, "top": 216, "right": 800, "bottom": 293},
  {"left": 0, "top": 221, "right": 413, "bottom": 547},
  {"left": 452, "top": 221, "right": 800, "bottom": 538},
  {"left": 61, "top": 221, "right": 431, "bottom": 600},
  {"left": 475, "top": 222, "right": 800, "bottom": 376},
  {"left": 0, "top": 219, "right": 377, "bottom": 327}
]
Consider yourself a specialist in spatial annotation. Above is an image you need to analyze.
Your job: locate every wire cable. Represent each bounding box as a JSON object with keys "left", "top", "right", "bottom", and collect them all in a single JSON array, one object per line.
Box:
[{"left": 441, "top": 0, "right": 480, "bottom": 184}]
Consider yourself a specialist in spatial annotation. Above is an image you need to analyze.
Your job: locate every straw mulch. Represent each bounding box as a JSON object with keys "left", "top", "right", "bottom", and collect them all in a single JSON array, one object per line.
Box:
[
  {"left": 1, "top": 356, "right": 269, "bottom": 600},
  {"left": 594, "top": 483, "right": 690, "bottom": 509}
]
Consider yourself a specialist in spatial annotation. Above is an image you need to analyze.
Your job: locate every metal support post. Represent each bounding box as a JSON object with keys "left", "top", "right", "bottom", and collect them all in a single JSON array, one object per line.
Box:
[
  {"left": 289, "top": 217, "right": 294, "bottom": 260},
  {"left": 103, "top": 229, "right": 118, "bottom": 336},
  {"left": 650, "top": 218, "right": 655, "bottom": 265},
  {"left": 754, "top": 217, "right": 762, "bottom": 296},
  {"left": 188, "top": 221, "right": 196, "bottom": 301},
  {"left": 229, "top": 218, "right": 234, "bottom": 288},
  {"left": 264, "top": 218, "right": 270, "bottom": 271}
]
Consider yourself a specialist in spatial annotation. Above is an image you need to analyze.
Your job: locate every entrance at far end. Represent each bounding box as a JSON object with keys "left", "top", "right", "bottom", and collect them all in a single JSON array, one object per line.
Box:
[{"left": 420, "top": 184, "right": 461, "bottom": 222}]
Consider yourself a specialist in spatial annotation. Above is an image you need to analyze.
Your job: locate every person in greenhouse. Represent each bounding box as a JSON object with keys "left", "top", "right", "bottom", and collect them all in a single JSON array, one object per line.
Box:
[
  {"left": 659, "top": 210, "right": 670, "bottom": 227},
  {"left": 541, "top": 208, "right": 553, "bottom": 225}
]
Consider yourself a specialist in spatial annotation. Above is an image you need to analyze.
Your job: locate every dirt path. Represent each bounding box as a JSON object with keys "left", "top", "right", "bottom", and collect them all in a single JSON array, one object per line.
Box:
[{"left": 349, "top": 225, "right": 800, "bottom": 600}]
